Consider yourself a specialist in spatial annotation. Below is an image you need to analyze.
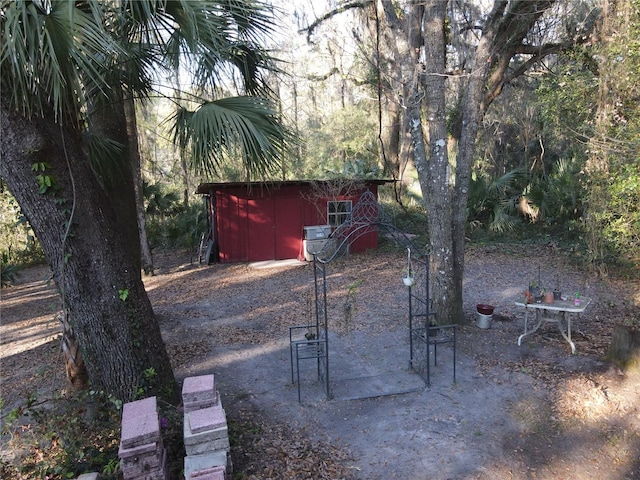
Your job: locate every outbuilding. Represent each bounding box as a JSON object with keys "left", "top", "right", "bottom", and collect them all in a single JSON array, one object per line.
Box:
[{"left": 195, "top": 180, "right": 390, "bottom": 263}]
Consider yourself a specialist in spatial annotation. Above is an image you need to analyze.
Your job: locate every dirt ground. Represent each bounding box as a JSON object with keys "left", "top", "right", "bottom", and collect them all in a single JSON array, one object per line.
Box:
[{"left": 2, "top": 243, "right": 640, "bottom": 479}]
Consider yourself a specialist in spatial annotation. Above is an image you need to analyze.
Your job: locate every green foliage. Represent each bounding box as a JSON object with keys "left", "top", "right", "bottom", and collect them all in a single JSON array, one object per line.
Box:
[
  {"left": 467, "top": 168, "right": 528, "bottom": 233},
  {"left": 535, "top": 49, "right": 599, "bottom": 147},
  {"left": 377, "top": 186, "right": 429, "bottom": 242},
  {"left": 590, "top": 164, "right": 640, "bottom": 270},
  {"left": 527, "top": 158, "right": 586, "bottom": 228},
  {"left": 0, "top": 184, "right": 45, "bottom": 268},
  {"left": 31, "top": 162, "right": 58, "bottom": 195},
  {"left": 466, "top": 157, "right": 588, "bottom": 247},
  {"left": 172, "top": 97, "right": 294, "bottom": 180},
  {"left": 581, "top": 0, "right": 640, "bottom": 272},
  {"left": 1, "top": 252, "right": 19, "bottom": 287},
  {"left": 299, "top": 105, "right": 380, "bottom": 179},
  {"left": 2, "top": 390, "right": 122, "bottom": 479},
  {"left": 0, "top": 0, "right": 118, "bottom": 123},
  {"left": 143, "top": 182, "right": 207, "bottom": 251},
  {"left": 135, "top": 367, "right": 158, "bottom": 399}
]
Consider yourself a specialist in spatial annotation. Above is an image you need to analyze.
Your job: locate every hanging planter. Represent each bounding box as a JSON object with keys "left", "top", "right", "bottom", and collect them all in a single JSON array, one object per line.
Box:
[
  {"left": 402, "top": 247, "right": 415, "bottom": 287},
  {"left": 402, "top": 276, "right": 415, "bottom": 287}
]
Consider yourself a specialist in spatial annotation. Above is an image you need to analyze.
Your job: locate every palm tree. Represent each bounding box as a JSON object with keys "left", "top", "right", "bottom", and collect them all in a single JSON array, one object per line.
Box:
[{"left": 1, "top": 0, "right": 292, "bottom": 402}]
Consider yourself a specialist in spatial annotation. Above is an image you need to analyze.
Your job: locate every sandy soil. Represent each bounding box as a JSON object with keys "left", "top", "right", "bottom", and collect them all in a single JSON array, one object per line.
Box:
[{"left": 1, "top": 243, "right": 639, "bottom": 479}]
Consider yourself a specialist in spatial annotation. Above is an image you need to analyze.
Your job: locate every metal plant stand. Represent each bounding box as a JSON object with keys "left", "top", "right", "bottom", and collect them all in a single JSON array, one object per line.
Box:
[
  {"left": 408, "top": 250, "right": 457, "bottom": 385},
  {"left": 289, "top": 256, "right": 331, "bottom": 402}
]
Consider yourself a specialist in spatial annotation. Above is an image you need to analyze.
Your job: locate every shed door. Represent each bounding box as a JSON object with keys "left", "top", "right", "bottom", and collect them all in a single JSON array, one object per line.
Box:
[
  {"left": 247, "top": 198, "right": 274, "bottom": 261},
  {"left": 274, "top": 196, "right": 302, "bottom": 260}
]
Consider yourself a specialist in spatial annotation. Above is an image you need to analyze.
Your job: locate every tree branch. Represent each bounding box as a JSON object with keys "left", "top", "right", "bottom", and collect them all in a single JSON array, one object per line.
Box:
[{"left": 300, "top": 0, "right": 373, "bottom": 42}]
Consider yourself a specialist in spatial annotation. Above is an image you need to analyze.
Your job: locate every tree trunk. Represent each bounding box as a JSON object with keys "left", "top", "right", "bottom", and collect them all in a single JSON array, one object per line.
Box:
[
  {"left": 1, "top": 101, "right": 177, "bottom": 403},
  {"left": 372, "top": 0, "right": 422, "bottom": 184},
  {"left": 124, "top": 96, "right": 154, "bottom": 276},
  {"left": 609, "top": 324, "right": 640, "bottom": 369},
  {"left": 450, "top": 2, "right": 505, "bottom": 325},
  {"left": 414, "top": 0, "right": 458, "bottom": 324}
]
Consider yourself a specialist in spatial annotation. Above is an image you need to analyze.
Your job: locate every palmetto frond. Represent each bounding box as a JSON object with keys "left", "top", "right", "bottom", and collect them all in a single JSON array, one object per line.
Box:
[
  {"left": 1, "top": 0, "right": 120, "bottom": 123},
  {"left": 120, "top": 0, "right": 280, "bottom": 96},
  {"left": 468, "top": 168, "right": 528, "bottom": 231},
  {"left": 171, "top": 96, "right": 294, "bottom": 179},
  {"left": 2, "top": 0, "right": 293, "bottom": 180}
]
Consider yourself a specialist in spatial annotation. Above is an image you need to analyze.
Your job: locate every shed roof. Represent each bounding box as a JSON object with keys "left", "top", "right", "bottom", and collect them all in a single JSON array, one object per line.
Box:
[{"left": 195, "top": 179, "right": 393, "bottom": 195}]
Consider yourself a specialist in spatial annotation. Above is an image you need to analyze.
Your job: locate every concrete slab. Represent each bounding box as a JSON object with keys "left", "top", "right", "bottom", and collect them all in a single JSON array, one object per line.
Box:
[
  {"left": 118, "top": 439, "right": 159, "bottom": 459},
  {"left": 188, "top": 465, "right": 226, "bottom": 480},
  {"left": 120, "top": 413, "right": 159, "bottom": 449},
  {"left": 184, "top": 451, "right": 227, "bottom": 480},
  {"left": 185, "top": 437, "right": 230, "bottom": 456},
  {"left": 184, "top": 423, "right": 228, "bottom": 446},
  {"left": 188, "top": 405, "right": 226, "bottom": 434},
  {"left": 182, "top": 374, "right": 215, "bottom": 403},
  {"left": 249, "top": 259, "right": 306, "bottom": 269},
  {"left": 76, "top": 474, "right": 99, "bottom": 480},
  {"left": 122, "top": 396, "right": 157, "bottom": 419}
]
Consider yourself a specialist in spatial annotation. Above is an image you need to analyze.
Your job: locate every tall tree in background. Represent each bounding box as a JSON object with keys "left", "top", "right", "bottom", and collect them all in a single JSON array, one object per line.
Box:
[
  {"left": 293, "top": 0, "right": 599, "bottom": 322},
  {"left": 406, "top": 0, "right": 598, "bottom": 323},
  {"left": 585, "top": 0, "right": 640, "bottom": 271},
  {"left": 1, "top": 0, "right": 291, "bottom": 402}
]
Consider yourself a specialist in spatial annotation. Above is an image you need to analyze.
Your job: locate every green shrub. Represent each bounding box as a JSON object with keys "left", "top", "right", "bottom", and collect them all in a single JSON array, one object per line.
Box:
[
  {"left": 1, "top": 253, "right": 19, "bottom": 287},
  {"left": 2, "top": 390, "right": 122, "bottom": 479}
]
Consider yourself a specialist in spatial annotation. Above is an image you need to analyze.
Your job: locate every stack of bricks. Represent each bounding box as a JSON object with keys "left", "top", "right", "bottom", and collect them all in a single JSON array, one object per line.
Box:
[
  {"left": 119, "top": 396, "right": 167, "bottom": 480},
  {"left": 182, "top": 374, "right": 231, "bottom": 480}
]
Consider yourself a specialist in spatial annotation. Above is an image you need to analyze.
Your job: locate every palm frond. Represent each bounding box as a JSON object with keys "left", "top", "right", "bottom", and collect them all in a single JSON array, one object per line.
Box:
[
  {"left": 86, "top": 133, "right": 127, "bottom": 185},
  {"left": 1, "top": 0, "right": 120, "bottom": 123},
  {"left": 170, "top": 96, "right": 294, "bottom": 179}
]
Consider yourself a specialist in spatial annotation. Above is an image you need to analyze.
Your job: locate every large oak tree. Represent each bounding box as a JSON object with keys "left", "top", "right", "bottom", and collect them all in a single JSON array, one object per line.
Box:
[{"left": 300, "top": 0, "right": 597, "bottom": 323}]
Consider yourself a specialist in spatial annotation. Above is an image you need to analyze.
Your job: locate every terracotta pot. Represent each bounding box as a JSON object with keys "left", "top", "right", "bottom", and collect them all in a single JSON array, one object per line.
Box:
[{"left": 543, "top": 292, "right": 555, "bottom": 304}]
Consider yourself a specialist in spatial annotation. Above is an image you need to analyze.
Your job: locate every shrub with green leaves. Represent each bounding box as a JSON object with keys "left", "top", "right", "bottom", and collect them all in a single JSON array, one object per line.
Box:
[
  {"left": 1, "top": 390, "right": 122, "bottom": 479},
  {"left": 0, "top": 184, "right": 45, "bottom": 269}
]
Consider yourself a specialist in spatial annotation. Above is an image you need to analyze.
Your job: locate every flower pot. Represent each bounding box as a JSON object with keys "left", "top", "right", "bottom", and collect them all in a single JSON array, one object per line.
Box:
[
  {"left": 402, "top": 276, "right": 415, "bottom": 287},
  {"left": 476, "top": 304, "right": 494, "bottom": 315},
  {"left": 553, "top": 289, "right": 562, "bottom": 300},
  {"left": 477, "top": 312, "right": 493, "bottom": 329},
  {"left": 543, "top": 292, "right": 555, "bottom": 304}
]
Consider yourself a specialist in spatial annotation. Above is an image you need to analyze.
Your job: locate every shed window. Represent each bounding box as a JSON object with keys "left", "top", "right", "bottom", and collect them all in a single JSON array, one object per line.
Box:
[{"left": 327, "top": 200, "right": 352, "bottom": 226}]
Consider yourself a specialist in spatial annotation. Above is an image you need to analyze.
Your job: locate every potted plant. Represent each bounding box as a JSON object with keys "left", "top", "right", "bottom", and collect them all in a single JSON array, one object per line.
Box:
[
  {"left": 553, "top": 274, "right": 562, "bottom": 300},
  {"left": 529, "top": 279, "right": 544, "bottom": 303},
  {"left": 543, "top": 288, "right": 555, "bottom": 304},
  {"left": 402, "top": 248, "right": 415, "bottom": 287},
  {"left": 402, "top": 273, "right": 415, "bottom": 287}
]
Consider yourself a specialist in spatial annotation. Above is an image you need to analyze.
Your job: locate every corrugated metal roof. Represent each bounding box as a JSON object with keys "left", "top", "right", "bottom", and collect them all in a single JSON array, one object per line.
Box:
[{"left": 195, "top": 179, "right": 394, "bottom": 194}]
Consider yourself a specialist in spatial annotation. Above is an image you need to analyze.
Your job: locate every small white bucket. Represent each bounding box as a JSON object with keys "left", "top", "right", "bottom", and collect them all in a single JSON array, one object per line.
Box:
[{"left": 477, "top": 312, "right": 493, "bottom": 329}]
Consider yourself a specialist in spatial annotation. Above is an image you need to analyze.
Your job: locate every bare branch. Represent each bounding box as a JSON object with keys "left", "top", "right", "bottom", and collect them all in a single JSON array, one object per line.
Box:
[{"left": 299, "top": 0, "right": 373, "bottom": 43}]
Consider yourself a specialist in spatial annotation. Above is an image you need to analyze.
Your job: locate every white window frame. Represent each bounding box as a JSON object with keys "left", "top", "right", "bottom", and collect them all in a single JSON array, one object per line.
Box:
[{"left": 327, "top": 200, "right": 352, "bottom": 227}]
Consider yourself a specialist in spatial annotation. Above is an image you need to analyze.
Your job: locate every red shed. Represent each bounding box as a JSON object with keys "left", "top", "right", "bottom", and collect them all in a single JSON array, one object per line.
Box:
[{"left": 195, "top": 180, "right": 390, "bottom": 263}]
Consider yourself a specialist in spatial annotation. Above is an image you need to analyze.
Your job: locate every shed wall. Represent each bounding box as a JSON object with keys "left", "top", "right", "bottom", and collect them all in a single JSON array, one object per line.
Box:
[{"left": 212, "top": 184, "right": 378, "bottom": 263}]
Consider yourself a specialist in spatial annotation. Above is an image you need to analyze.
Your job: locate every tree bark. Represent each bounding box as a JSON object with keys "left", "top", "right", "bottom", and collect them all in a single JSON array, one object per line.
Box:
[
  {"left": 450, "top": 1, "right": 507, "bottom": 324},
  {"left": 414, "top": 0, "right": 458, "bottom": 324},
  {"left": 1, "top": 101, "right": 177, "bottom": 403},
  {"left": 609, "top": 324, "right": 640, "bottom": 368},
  {"left": 124, "top": 96, "right": 154, "bottom": 276}
]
